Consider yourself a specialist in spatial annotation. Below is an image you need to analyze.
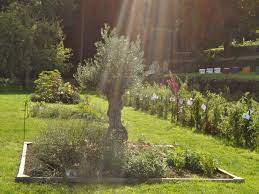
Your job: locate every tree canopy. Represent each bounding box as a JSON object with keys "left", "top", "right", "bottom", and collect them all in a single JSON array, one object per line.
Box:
[
  {"left": 177, "top": 0, "right": 257, "bottom": 51},
  {"left": 0, "top": 1, "right": 72, "bottom": 88}
]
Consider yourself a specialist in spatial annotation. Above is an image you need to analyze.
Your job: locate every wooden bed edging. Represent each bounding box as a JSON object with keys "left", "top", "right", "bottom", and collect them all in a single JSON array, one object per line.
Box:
[{"left": 16, "top": 142, "right": 245, "bottom": 184}]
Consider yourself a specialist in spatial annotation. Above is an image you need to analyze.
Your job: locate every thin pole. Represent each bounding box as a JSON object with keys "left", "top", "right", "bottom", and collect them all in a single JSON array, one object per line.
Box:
[
  {"left": 23, "top": 101, "right": 27, "bottom": 142},
  {"left": 80, "top": 0, "right": 86, "bottom": 63}
]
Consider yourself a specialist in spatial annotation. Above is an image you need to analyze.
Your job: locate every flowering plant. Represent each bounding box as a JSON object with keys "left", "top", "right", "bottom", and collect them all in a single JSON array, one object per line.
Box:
[
  {"left": 167, "top": 75, "right": 180, "bottom": 95},
  {"left": 124, "top": 82, "right": 259, "bottom": 150},
  {"left": 187, "top": 98, "right": 193, "bottom": 106},
  {"left": 151, "top": 93, "right": 159, "bottom": 101},
  {"left": 201, "top": 104, "right": 207, "bottom": 111}
]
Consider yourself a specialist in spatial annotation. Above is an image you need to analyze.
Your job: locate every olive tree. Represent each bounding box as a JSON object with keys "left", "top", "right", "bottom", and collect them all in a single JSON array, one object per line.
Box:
[{"left": 75, "top": 25, "right": 144, "bottom": 141}]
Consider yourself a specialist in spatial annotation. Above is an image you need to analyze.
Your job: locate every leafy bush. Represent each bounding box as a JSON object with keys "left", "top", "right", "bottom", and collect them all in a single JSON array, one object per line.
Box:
[
  {"left": 166, "top": 149, "right": 186, "bottom": 170},
  {"left": 219, "top": 95, "right": 258, "bottom": 149},
  {"left": 167, "top": 149, "right": 218, "bottom": 177},
  {"left": 185, "top": 150, "right": 218, "bottom": 177},
  {"left": 123, "top": 146, "right": 167, "bottom": 180},
  {"left": 31, "top": 70, "right": 80, "bottom": 104}
]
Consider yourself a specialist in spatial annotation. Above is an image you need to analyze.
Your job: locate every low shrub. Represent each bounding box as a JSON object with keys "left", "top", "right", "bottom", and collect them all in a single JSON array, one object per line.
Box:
[
  {"left": 185, "top": 150, "right": 218, "bottom": 177},
  {"left": 32, "top": 119, "right": 219, "bottom": 179},
  {"left": 123, "top": 146, "right": 167, "bottom": 180},
  {"left": 31, "top": 70, "right": 80, "bottom": 104},
  {"left": 30, "top": 101, "right": 106, "bottom": 121},
  {"left": 219, "top": 95, "right": 259, "bottom": 149},
  {"left": 167, "top": 149, "right": 218, "bottom": 177},
  {"left": 32, "top": 120, "right": 127, "bottom": 178},
  {"left": 32, "top": 120, "right": 107, "bottom": 177}
]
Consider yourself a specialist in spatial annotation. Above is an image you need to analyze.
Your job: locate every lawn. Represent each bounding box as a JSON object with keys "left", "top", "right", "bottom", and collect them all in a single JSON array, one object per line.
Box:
[
  {"left": 176, "top": 73, "right": 259, "bottom": 81},
  {"left": 0, "top": 92, "right": 258, "bottom": 194}
]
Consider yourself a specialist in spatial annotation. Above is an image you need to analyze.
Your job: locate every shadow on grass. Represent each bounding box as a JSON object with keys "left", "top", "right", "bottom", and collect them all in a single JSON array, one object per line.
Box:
[
  {"left": 0, "top": 90, "right": 31, "bottom": 95},
  {"left": 0, "top": 86, "right": 33, "bottom": 94}
]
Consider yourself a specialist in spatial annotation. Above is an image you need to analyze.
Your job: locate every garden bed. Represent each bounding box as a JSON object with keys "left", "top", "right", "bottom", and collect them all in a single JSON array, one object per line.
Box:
[{"left": 16, "top": 142, "right": 245, "bottom": 184}]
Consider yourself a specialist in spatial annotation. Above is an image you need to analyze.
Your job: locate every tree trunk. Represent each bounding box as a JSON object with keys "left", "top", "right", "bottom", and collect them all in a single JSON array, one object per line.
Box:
[
  {"left": 223, "top": 29, "right": 232, "bottom": 57},
  {"left": 107, "top": 94, "right": 128, "bottom": 142},
  {"left": 22, "top": 68, "right": 31, "bottom": 90},
  {"left": 224, "top": 41, "right": 231, "bottom": 57}
]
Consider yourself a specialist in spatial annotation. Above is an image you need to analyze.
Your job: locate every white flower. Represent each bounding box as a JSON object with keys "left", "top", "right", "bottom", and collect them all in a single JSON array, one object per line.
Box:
[
  {"left": 242, "top": 113, "right": 250, "bottom": 121},
  {"left": 170, "top": 97, "right": 176, "bottom": 102},
  {"left": 179, "top": 99, "right": 184, "bottom": 105},
  {"left": 179, "top": 107, "right": 183, "bottom": 113},
  {"left": 187, "top": 98, "right": 193, "bottom": 106},
  {"left": 151, "top": 93, "right": 159, "bottom": 101},
  {"left": 201, "top": 104, "right": 207, "bottom": 111},
  {"left": 248, "top": 109, "right": 253, "bottom": 115}
]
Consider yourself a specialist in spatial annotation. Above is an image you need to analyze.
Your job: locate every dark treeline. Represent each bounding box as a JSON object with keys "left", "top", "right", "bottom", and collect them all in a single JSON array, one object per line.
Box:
[{"left": 0, "top": 0, "right": 258, "bottom": 89}]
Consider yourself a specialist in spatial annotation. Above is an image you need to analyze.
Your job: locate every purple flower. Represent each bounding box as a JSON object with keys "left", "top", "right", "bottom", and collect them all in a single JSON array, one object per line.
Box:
[{"left": 242, "top": 113, "right": 250, "bottom": 121}]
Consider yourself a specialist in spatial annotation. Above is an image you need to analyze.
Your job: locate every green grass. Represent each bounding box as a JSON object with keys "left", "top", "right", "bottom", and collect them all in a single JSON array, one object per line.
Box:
[
  {"left": 207, "top": 40, "right": 259, "bottom": 51},
  {"left": 0, "top": 92, "right": 259, "bottom": 194},
  {"left": 176, "top": 73, "right": 259, "bottom": 81}
]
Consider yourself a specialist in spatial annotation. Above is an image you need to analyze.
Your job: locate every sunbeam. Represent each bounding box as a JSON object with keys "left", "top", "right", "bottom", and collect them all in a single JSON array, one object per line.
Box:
[{"left": 115, "top": 0, "right": 180, "bottom": 69}]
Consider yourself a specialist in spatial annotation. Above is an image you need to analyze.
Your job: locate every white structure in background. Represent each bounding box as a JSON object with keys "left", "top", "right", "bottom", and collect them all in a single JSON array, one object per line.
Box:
[
  {"left": 148, "top": 61, "right": 160, "bottom": 75},
  {"left": 214, "top": 68, "right": 221, "bottom": 74},
  {"left": 162, "top": 61, "right": 169, "bottom": 73},
  {"left": 199, "top": 68, "right": 206, "bottom": 74},
  {"left": 206, "top": 68, "right": 214, "bottom": 74}
]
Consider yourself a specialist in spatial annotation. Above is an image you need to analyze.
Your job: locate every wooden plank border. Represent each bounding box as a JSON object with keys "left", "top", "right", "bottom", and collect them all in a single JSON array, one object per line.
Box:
[
  {"left": 16, "top": 142, "right": 32, "bottom": 180},
  {"left": 16, "top": 142, "right": 245, "bottom": 184}
]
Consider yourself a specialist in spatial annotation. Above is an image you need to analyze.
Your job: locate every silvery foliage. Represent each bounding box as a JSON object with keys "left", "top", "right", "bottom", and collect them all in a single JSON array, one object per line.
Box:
[{"left": 75, "top": 25, "right": 144, "bottom": 95}]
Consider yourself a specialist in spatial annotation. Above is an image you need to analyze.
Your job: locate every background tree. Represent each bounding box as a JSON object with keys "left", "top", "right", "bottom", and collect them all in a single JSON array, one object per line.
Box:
[
  {"left": 217, "top": 0, "right": 256, "bottom": 53},
  {"left": 177, "top": 0, "right": 257, "bottom": 52},
  {"left": 75, "top": 25, "right": 144, "bottom": 141},
  {"left": 0, "top": 0, "right": 16, "bottom": 10},
  {"left": 0, "top": 1, "right": 71, "bottom": 89}
]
